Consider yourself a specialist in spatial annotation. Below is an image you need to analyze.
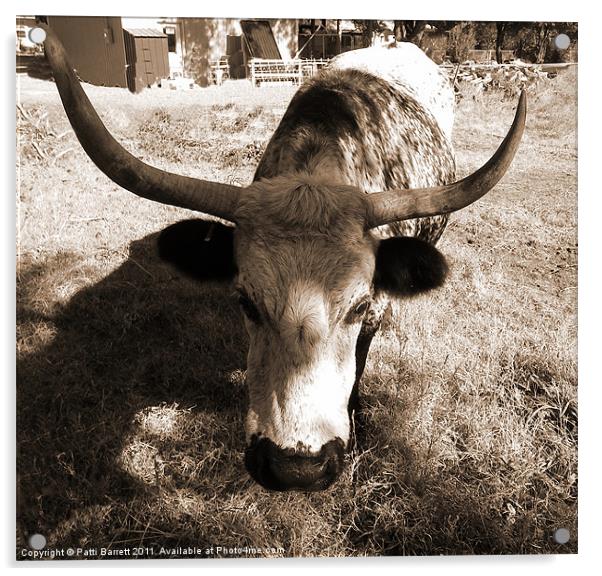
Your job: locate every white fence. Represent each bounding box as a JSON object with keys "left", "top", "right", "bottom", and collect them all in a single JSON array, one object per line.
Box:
[{"left": 249, "top": 59, "right": 330, "bottom": 87}]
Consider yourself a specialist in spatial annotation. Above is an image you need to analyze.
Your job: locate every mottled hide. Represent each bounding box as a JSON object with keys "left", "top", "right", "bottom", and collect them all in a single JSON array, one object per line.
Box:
[
  {"left": 255, "top": 56, "right": 455, "bottom": 244},
  {"left": 328, "top": 44, "right": 455, "bottom": 141}
]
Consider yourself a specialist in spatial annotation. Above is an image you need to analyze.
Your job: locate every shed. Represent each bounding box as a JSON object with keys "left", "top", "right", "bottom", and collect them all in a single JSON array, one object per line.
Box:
[
  {"left": 123, "top": 28, "right": 170, "bottom": 92},
  {"left": 240, "top": 20, "right": 282, "bottom": 59},
  {"left": 45, "top": 16, "right": 127, "bottom": 87}
]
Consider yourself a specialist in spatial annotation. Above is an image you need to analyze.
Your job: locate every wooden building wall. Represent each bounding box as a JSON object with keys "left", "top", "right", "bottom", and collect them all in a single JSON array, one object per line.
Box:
[
  {"left": 123, "top": 31, "right": 169, "bottom": 92},
  {"left": 46, "top": 16, "right": 127, "bottom": 87}
]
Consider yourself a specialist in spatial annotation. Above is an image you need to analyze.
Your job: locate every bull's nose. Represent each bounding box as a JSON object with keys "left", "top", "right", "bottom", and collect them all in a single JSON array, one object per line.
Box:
[{"left": 244, "top": 437, "right": 345, "bottom": 491}]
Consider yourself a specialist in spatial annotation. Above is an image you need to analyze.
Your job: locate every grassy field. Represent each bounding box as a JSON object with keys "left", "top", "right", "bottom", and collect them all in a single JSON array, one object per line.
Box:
[{"left": 16, "top": 68, "right": 577, "bottom": 557}]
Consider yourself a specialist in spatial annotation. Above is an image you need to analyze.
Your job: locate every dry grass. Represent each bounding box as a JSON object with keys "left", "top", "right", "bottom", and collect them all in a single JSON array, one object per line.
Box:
[{"left": 16, "top": 69, "right": 577, "bottom": 558}]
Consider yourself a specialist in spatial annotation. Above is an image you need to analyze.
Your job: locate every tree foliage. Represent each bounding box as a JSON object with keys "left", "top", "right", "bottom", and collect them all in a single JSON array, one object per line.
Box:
[
  {"left": 494, "top": 21, "right": 577, "bottom": 63},
  {"left": 447, "top": 22, "right": 477, "bottom": 63},
  {"left": 351, "top": 20, "right": 388, "bottom": 46},
  {"left": 349, "top": 20, "right": 577, "bottom": 63}
]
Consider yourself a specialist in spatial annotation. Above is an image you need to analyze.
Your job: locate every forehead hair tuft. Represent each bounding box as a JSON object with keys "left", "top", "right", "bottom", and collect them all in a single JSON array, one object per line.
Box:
[{"left": 235, "top": 175, "right": 369, "bottom": 236}]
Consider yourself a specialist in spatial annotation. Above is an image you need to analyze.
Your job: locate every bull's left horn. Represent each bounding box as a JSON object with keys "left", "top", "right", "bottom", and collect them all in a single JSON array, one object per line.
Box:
[
  {"left": 366, "top": 90, "right": 526, "bottom": 228},
  {"left": 40, "top": 23, "right": 242, "bottom": 221}
]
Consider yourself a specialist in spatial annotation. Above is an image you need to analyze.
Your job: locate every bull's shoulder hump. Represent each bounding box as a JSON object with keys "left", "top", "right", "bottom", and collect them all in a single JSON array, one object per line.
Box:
[{"left": 328, "top": 44, "right": 454, "bottom": 141}]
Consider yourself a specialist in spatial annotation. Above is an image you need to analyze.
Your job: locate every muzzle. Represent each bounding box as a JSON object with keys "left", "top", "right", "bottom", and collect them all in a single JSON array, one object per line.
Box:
[{"left": 245, "top": 436, "right": 346, "bottom": 491}]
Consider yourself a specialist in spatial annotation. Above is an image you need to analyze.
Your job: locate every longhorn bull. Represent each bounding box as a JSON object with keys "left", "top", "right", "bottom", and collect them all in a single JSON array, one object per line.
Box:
[{"left": 41, "top": 24, "right": 526, "bottom": 492}]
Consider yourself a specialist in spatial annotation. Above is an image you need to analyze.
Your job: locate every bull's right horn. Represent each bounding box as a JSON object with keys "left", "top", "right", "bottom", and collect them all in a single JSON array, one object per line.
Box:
[
  {"left": 40, "top": 23, "right": 242, "bottom": 222},
  {"left": 366, "top": 90, "right": 527, "bottom": 228}
]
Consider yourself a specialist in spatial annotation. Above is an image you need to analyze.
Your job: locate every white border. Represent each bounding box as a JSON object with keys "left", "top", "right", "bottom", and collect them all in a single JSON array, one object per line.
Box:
[{"left": 4, "top": 1, "right": 598, "bottom": 574}]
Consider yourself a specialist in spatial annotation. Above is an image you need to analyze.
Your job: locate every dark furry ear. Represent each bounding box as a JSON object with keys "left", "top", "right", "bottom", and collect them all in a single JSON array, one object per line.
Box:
[
  {"left": 157, "top": 219, "right": 236, "bottom": 281},
  {"left": 374, "top": 237, "right": 448, "bottom": 296}
]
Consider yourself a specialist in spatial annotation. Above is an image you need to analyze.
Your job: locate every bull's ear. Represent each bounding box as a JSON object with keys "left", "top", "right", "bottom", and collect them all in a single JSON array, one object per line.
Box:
[
  {"left": 157, "top": 219, "right": 236, "bottom": 281},
  {"left": 374, "top": 237, "right": 448, "bottom": 296}
]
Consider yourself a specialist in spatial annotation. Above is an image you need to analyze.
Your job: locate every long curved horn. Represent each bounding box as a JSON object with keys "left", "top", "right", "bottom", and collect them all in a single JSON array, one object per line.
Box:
[
  {"left": 39, "top": 23, "right": 241, "bottom": 221},
  {"left": 366, "top": 90, "right": 526, "bottom": 228}
]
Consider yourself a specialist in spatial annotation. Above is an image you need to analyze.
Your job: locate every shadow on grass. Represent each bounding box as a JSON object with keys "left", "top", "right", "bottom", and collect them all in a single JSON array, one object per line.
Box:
[{"left": 17, "top": 231, "right": 249, "bottom": 546}]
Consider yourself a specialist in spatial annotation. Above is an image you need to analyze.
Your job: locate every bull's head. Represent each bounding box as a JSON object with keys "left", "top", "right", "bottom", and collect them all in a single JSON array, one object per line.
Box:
[{"left": 41, "top": 24, "right": 526, "bottom": 491}]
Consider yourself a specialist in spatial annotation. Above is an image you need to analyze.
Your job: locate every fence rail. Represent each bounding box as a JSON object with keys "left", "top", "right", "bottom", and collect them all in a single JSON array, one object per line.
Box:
[{"left": 249, "top": 58, "right": 330, "bottom": 86}]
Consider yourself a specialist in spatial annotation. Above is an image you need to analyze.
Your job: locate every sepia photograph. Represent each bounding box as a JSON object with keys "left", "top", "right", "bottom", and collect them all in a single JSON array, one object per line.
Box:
[{"left": 16, "top": 14, "right": 577, "bottom": 559}]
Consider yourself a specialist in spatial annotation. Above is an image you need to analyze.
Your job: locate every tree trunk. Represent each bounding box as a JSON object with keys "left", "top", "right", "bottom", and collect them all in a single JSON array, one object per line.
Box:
[
  {"left": 407, "top": 21, "right": 426, "bottom": 45},
  {"left": 393, "top": 20, "right": 426, "bottom": 45},
  {"left": 535, "top": 23, "right": 551, "bottom": 63},
  {"left": 495, "top": 22, "right": 506, "bottom": 63}
]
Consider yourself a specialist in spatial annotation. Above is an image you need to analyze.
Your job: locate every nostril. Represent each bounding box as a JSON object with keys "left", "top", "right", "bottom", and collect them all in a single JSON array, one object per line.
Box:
[{"left": 244, "top": 436, "right": 345, "bottom": 492}]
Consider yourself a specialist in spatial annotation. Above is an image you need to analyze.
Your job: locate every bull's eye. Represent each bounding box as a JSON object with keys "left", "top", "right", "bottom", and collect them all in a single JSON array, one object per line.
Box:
[
  {"left": 346, "top": 299, "right": 370, "bottom": 324},
  {"left": 238, "top": 294, "right": 261, "bottom": 324}
]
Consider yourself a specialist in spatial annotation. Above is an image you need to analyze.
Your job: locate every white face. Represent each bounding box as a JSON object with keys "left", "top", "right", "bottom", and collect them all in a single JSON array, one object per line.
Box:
[{"left": 233, "top": 176, "right": 376, "bottom": 453}]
